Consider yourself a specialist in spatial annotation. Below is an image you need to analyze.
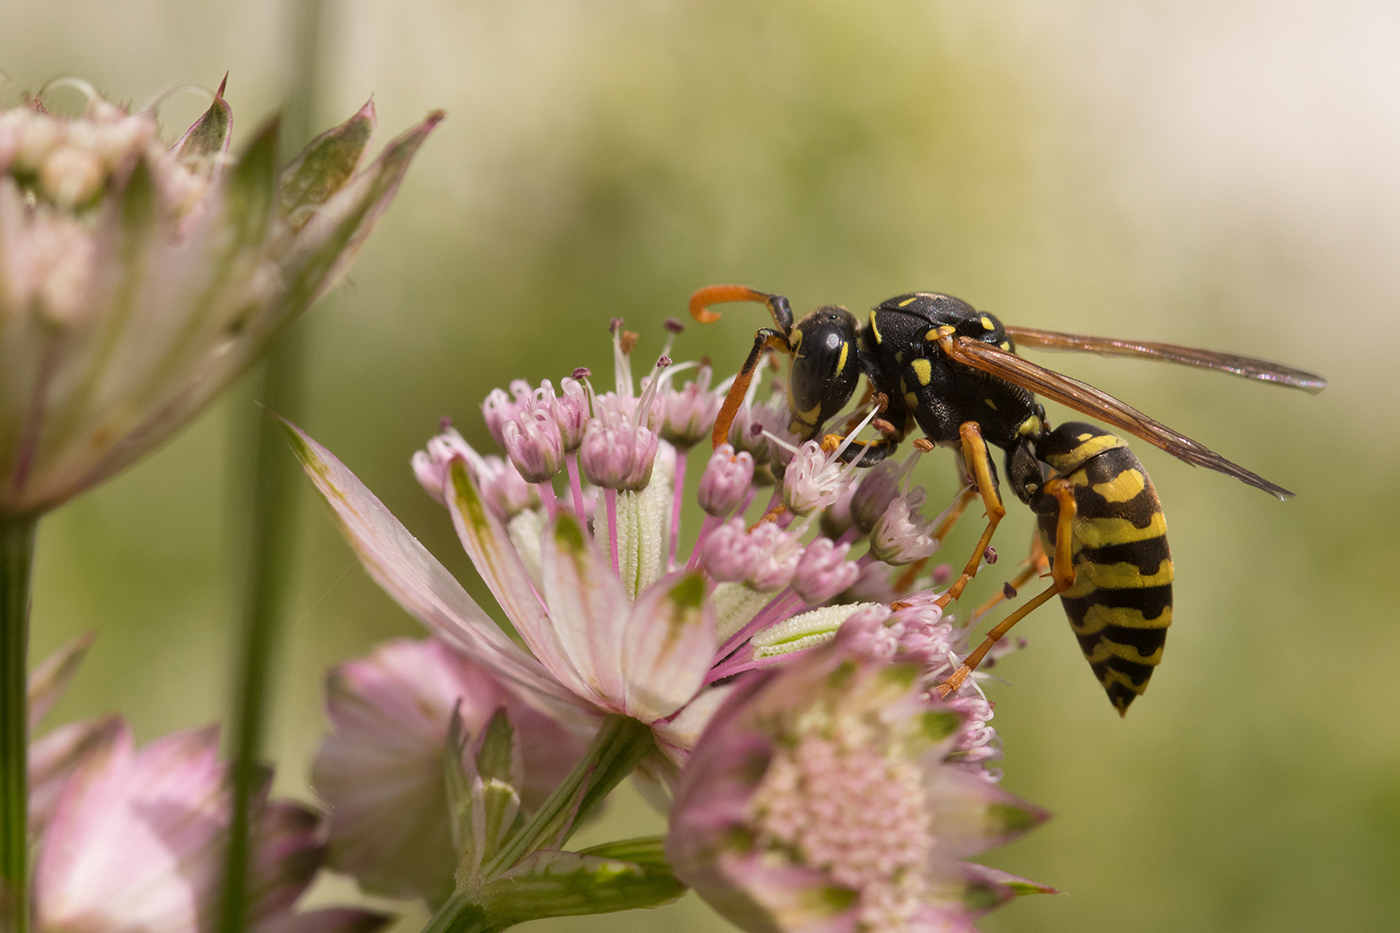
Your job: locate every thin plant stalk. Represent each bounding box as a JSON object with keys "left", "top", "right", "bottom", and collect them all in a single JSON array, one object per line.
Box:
[
  {"left": 418, "top": 715, "right": 655, "bottom": 933},
  {"left": 219, "top": 1, "right": 323, "bottom": 928},
  {"left": 0, "top": 515, "right": 37, "bottom": 933}
]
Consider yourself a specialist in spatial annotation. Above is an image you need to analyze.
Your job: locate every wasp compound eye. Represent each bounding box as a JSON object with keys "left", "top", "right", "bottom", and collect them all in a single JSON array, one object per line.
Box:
[{"left": 787, "top": 306, "right": 861, "bottom": 436}]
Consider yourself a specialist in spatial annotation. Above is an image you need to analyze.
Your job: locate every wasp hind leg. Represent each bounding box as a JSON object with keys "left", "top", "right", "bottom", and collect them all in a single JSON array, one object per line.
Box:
[
  {"left": 937, "top": 478, "right": 1076, "bottom": 697},
  {"left": 935, "top": 422, "right": 1008, "bottom": 609}
]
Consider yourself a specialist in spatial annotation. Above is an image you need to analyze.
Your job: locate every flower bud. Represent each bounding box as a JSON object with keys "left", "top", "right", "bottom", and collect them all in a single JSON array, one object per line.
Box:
[{"left": 696, "top": 445, "right": 754, "bottom": 517}]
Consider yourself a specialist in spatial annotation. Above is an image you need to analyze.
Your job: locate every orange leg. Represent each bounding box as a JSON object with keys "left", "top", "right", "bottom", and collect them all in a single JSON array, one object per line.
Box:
[
  {"left": 971, "top": 532, "right": 1049, "bottom": 622},
  {"left": 709, "top": 328, "right": 790, "bottom": 450},
  {"left": 937, "top": 479, "right": 1077, "bottom": 697},
  {"left": 935, "top": 423, "right": 1007, "bottom": 609}
]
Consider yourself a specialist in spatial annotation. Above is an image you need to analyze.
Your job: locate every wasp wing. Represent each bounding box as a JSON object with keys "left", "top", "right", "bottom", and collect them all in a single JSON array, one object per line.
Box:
[
  {"left": 1003, "top": 327, "right": 1327, "bottom": 394},
  {"left": 945, "top": 337, "right": 1295, "bottom": 499}
]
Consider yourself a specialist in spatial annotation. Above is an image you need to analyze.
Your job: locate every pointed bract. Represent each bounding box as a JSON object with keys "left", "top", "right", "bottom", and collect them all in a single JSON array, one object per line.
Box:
[{"left": 0, "top": 83, "right": 439, "bottom": 516}]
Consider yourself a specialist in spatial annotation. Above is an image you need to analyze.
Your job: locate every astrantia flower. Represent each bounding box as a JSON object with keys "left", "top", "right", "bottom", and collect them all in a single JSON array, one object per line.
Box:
[
  {"left": 312, "top": 637, "right": 591, "bottom": 905},
  {"left": 32, "top": 721, "right": 388, "bottom": 933},
  {"left": 0, "top": 79, "right": 440, "bottom": 515},
  {"left": 287, "top": 322, "right": 1009, "bottom": 775},
  {"left": 20, "top": 637, "right": 383, "bottom": 933},
  {"left": 666, "top": 642, "right": 1052, "bottom": 933}
]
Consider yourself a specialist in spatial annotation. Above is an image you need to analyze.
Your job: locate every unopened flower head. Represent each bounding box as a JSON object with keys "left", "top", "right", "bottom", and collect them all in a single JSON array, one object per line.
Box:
[
  {"left": 667, "top": 644, "right": 1050, "bottom": 933},
  {"left": 0, "top": 79, "right": 440, "bottom": 516}
]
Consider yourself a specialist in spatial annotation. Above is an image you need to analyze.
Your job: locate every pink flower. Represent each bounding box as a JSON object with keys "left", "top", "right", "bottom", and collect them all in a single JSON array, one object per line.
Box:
[
  {"left": 0, "top": 81, "right": 439, "bottom": 516},
  {"left": 33, "top": 722, "right": 386, "bottom": 933},
  {"left": 312, "top": 637, "right": 590, "bottom": 904},
  {"left": 667, "top": 644, "right": 1052, "bottom": 933}
]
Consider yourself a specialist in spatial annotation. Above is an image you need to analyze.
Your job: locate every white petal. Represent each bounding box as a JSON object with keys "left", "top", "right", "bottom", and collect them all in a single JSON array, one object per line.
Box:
[
  {"left": 621, "top": 572, "right": 715, "bottom": 722},
  {"left": 539, "top": 512, "right": 630, "bottom": 711},
  {"left": 284, "top": 421, "right": 586, "bottom": 720}
]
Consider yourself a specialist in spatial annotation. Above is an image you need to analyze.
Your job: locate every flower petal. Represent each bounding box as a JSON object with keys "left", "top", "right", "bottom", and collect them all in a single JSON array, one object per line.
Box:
[
  {"left": 27, "top": 631, "right": 95, "bottom": 729},
  {"left": 446, "top": 459, "right": 594, "bottom": 704},
  {"left": 622, "top": 572, "right": 714, "bottom": 722},
  {"left": 28, "top": 714, "right": 121, "bottom": 838},
  {"left": 283, "top": 420, "right": 585, "bottom": 720},
  {"left": 539, "top": 512, "right": 630, "bottom": 710}
]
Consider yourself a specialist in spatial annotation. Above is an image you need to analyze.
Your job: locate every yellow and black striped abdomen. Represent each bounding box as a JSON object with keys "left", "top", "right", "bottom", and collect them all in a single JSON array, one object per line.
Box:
[{"left": 1034, "top": 423, "right": 1173, "bottom": 716}]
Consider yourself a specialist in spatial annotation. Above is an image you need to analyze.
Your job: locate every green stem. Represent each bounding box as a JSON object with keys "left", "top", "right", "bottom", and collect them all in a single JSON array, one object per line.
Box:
[
  {"left": 419, "top": 715, "right": 655, "bottom": 933},
  {"left": 218, "top": 4, "right": 323, "bottom": 930},
  {"left": 1, "top": 516, "right": 37, "bottom": 933},
  {"left": 218, "top": 328, "right": 307, "bottom": 933}
]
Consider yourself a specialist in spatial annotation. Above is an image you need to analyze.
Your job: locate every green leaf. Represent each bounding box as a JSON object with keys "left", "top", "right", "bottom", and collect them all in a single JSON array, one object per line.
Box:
[
  {"left": 444, "top": 704, "right": 475, "bottom": 866},
  {"left": 478, "top": 838, "right": 686, "bottom": 922},
  {"left": 278, "top": 98, "right": 376, "bottom": 232},
  {"left": 170, "top": 74, "right": 232, "bottom": 172},
  {"left": 472, "top": 709, "right": 523, "bottom": 869}
]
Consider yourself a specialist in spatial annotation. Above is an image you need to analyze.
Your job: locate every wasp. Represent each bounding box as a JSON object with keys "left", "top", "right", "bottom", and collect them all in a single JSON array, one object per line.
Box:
[{"left": 690, "top": 285, "right": 1326, "bottom": 714}]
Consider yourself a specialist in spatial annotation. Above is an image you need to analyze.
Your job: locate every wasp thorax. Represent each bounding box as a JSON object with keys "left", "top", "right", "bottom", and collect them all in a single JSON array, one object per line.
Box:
[{"left": 786, "top": 306, "right": 861, "bottom": 436}]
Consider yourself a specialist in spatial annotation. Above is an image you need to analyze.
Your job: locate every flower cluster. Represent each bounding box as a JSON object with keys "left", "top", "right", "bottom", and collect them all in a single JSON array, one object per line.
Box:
[
  {"left": 290, "top": 318, "right": 1048, "bottom": 929},
  {"left": 0, "top": 79, "right": 440, "bottom": 516}
]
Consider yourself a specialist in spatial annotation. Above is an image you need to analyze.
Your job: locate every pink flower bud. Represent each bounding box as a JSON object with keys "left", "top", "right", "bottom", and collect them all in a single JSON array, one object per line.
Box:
[
  {"left": 791, "top": 537, "right": 861, "bottom": 604},
  {"left": 553, "top": 376, "right": 590, "bottom": 451},
  {"left": 746, "top": 522, "right": 803, "bottom": 592},
  {"left": 696, "top": 444, "right": 755, "bottom": 516},
  {"left": 502, "top": 410, "right": 564, "bottom": 482},
  {"left": 660, "top": 364, "right": 723, "bottom": 449},
  {"left": 700, "top": 518, "right": 756, "bottom": 582},
  {"left": 850, "top": 458, "right": 903, "bottom": 533}
]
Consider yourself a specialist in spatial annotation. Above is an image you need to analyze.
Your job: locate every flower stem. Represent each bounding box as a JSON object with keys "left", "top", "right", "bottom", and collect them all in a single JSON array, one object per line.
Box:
[
  {"left": 565, "top": 453, "right": 586, "bottom": 522},
  {"left": 0, "top": 516, "right": 36, "bottom": 933},
  {"left": 220, "top": 326, "right": 308, "bottom": 933},
  {"left": 419, "top": 716, "right": 654, "bottom": 933}
]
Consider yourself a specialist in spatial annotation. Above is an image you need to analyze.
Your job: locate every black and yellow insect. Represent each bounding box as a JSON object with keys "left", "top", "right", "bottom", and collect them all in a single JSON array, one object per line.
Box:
[{"left": 691, "top": 284, "right": 1326, "bottom": 714}]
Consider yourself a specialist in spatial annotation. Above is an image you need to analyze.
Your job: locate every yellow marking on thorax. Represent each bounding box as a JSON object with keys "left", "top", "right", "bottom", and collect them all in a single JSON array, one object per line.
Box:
[
  {"left": 904, "top": 391, "right": 920, "bottom": 408},
  {"left": 911, "top": 358, "right": 933, "bottom": 386},
  {"left": 984, "top": 398, "right": 998, "bottom": 410},
  {"left": 1017, "top": 415, "right": 1042, "bottom": 437},
  {"left": 1092, "top": 468, "right": 1146, "bottom": 503},
  {"left": 979, "top": 314, "right": 996, "bottom": 331},
  {"left": 926, "top": 324, "right": 956, "bottom": 341},
  {"left": 868, "top": 310, "right": 882, "bottom": 343},
  {"left": 1000, "top": 340, "right": 1012, "bottom": 351},
  {"left": 898, "top": 296, "right": 919, "bottom": 308}
]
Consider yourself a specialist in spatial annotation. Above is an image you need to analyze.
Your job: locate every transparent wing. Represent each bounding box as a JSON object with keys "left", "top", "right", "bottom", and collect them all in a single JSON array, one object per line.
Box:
[
  {"left": 945, "top": 337, "right": 1295, "bottom": 499},
  {"left": 1003, "top": 327, "right": 1327, "bottom": 394}
]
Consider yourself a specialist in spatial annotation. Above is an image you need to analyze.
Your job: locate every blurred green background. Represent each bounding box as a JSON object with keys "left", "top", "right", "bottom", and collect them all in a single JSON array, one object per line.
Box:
[{"left": 5, "top": 0, "right": 1398, "bottom": 931}]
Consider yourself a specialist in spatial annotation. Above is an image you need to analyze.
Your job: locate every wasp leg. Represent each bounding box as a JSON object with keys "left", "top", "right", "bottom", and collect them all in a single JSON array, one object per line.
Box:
[
  {"left": 937, "top": 479, "right": 1076, "bottom": 696},
  {"left": 971, "top": 531, "right": 1050, "bottom": 622},
  {"left": 710, "top": 328, "right": 791, "bottom": 449},
  {"left": 895, "top": 484, "right": 978, "bottom": 591},
  {"left": 935, "top": 423, "right": 1007, "bottom": 609}
]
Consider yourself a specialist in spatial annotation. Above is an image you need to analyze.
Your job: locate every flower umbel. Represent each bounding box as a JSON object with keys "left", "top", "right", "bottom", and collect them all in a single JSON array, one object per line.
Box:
[
  {"left": 0, "top": 79, "right": 440, "bottom": 516},
  {"left": 667, "top": 642, "right": 1052, "bottom": 933}
]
